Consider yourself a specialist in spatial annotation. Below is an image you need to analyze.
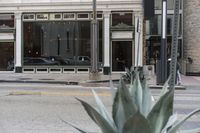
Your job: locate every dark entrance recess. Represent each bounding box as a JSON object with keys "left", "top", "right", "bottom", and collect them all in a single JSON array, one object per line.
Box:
[
  {"left": 112, "top": 41, "right": 132, "bottom": 71},
  {"left": 0, "top": 42, "right": 14, "bottom": 71}
]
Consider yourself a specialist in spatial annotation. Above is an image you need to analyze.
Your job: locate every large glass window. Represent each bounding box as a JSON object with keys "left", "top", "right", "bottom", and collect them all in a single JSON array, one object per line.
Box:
[{"left": 23, "top": 20, "right": 102, "bottom": 66}]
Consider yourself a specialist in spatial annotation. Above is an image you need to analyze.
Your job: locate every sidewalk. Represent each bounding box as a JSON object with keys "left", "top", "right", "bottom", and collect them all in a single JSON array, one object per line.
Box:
[{"left": 0, "top": 72, "right": 200, "bottom": 87}]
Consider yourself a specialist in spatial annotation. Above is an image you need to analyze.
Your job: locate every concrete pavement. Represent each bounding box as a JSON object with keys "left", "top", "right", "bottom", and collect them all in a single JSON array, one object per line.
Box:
[{"left": 0, "top": 83, "right": 199, "bottom": 133}]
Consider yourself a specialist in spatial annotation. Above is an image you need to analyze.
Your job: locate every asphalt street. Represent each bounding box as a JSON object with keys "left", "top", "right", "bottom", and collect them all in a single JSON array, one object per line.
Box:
[{"left": 0, "top": 83, "right": 199, "bottom": 133}]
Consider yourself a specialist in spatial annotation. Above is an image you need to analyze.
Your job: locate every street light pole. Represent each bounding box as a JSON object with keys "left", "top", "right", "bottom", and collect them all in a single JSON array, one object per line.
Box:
[
  {"left": 160, "top": 0, "right": 168, "bottom": 84},
  {"left": 90, "top": 0, "right": 99, "bottom": 78}
]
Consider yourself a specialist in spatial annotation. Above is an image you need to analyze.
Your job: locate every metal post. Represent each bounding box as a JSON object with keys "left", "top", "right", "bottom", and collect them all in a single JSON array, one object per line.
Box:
[
  {"left": 169, "top": 0, "right": 180, "bottom": 90},
  {"left": 159, "top": 0, "right": 168, "bottom": 84},
  {"left": 136, "top": 17, "right": 141, "bottom": 67},
  {"left": 90, "top": 0, "right": 99, "bottom": 78}
]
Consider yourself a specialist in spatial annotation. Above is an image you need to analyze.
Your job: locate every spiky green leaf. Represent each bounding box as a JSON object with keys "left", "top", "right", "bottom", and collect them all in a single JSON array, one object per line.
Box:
[
  {"left": 112, "top": 79, "right": 137, "bottom": 132},
  {"left": 159, "top": 76, "right": 171, "bottom": 97},
  {"left": 59, "top": 118, "right": 90, "bottom": 133},
  {"left": 161, "top": 113, "right": 178, "bottom": 133},
  {"left": 109, "top": 77, "right": 116, "bottom": 99},
  {"left": 168, "top": 108, "right": 200, "bottom": 133},
  {"left": 76, "top": 98, "right": 117, "bottom": 133},
  {"left": 122, "top": 112, "right": 152, "bottom": 133},
  {"left": 142, "top": 79, "right": 153, "bottom": 117},
  {"left": 130, "top": 73, "right": 143, "bottom": 113},
  {"left": 92, "top": 90, "right": 117, "bottom": 130},
  {"left": 147, "top": 89, "right": 174, "bottom": 133}
]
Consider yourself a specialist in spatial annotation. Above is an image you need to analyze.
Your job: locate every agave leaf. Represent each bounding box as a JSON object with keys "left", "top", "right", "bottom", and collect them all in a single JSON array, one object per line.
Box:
[
  {"left": 159, "top": 76, "right": 171, "bottom": 98},
  {"left": 112, "top": 79, "right": 137, "bottom": 133},
  {"left": 76, "top": 98, "right": 117, "bottom": 133},
  {"left": 180, "top": 128, "right": 200, "bottom": 133},
  {"left": 168, "top": 108, "right": 200, "bottom": 133},
  {"left": 122, "top": 111, "right": 152, "bottom": 133},
  {"left": 161, "top": 113, "right": 178, "bottom": 133},
  {"left": 142, "top": 79, "right": 153, "bottom": 117},
  {"left": 59, "top": 118, "right": 90, "bottom": 133},
  {"left": 109, "top": 77, "right": 116, "bottom": 100},
  {"left": 130, "top": 73, "right": 143, "bottom": 113},
  {"left": 92, "top": 90, "right": 117, "bottom": 129},
  {"left": 147, "top": 89, "right": 174, "bottom": 133}
]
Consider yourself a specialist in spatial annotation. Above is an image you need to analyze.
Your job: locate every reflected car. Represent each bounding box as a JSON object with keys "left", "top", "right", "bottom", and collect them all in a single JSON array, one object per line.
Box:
[
  {"left": 24, "top": 57, "right": 59, "bottom": 65},
  {"left": 43, "top": 56, "right": 69, "bottom": 65},
  {"left": 77, "top": 56, "right": 91, "bottom": 65}
]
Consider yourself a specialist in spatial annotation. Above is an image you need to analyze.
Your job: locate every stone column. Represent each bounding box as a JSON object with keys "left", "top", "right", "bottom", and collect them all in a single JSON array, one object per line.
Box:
[
  {"left": 103, "top": 11, "right": 111, "bottom": 75},
  {"left": 15, "top": 12, "right": 22, "bottom": 73},
  {"left": 134, "top": 13, "right": 143, "bottom": 66},
  {"left": 184, "top": 0, "right": 200, "bottom": 74}
]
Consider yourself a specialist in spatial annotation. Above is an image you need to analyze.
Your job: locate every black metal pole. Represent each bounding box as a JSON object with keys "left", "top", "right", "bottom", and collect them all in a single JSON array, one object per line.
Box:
[
  {"left": 57, "top": 34, "right": 60, "bottom": 55},
  {"left": 160, "top": 0, "right": 168, "bottom": 84}
]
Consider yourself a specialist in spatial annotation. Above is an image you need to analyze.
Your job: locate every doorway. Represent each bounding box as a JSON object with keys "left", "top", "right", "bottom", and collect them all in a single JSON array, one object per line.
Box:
[
  {"left": 112, "top": 41, "right": 132, "bottom": 71},
  {"left": 0, "top": 42, "right": 14, "bottom": 71}
]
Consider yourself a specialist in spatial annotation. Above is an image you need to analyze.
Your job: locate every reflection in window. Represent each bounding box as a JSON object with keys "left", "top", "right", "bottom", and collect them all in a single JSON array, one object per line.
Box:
[
  {"left": 23, "top": 21, "right": 103, "bottom": 66},
  {"left": 149, "top": 15, "right": 173, "bottom": 35},
  {"left": 0, "top": 14, "right": 14, "bottom": 28},
  {"left": 154, "top": 0, "right": 182, "bottom": 10},
  {"left": 112, "top": 13, "right": 133, "bottom": 27}
]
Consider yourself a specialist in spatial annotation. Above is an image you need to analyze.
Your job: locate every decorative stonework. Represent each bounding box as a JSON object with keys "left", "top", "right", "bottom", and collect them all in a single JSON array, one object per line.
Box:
[{"left": 184, "top": 1, "right": 200, "bottom": 73}]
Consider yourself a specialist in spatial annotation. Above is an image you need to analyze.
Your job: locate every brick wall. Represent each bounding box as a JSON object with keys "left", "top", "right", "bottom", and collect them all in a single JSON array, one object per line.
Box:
[{"left": 184, "top": 1, "right": 200, "bottom": 73}]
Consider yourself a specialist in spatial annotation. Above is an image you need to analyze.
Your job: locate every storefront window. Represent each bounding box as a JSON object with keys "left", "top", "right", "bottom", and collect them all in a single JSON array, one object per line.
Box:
[
  {"left": 112, "top": 12, "right": 133, "bottom": 27},
  {"left": 0, "top": 14, "right": 14, "bottom": 28},
  {"left": 23, "top": 20, "right": 102, "bottom": 66}
]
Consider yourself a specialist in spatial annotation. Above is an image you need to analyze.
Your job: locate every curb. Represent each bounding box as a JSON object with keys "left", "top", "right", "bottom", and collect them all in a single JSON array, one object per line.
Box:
[
  {"left": 0, "top": 80, "right": 78, "bottom": 85},
  {"left": 149, "top": 85, "right": 186, "bottom": 90},
  {"left": 0, "top": 80, "right": 189, "bottom": 90}
]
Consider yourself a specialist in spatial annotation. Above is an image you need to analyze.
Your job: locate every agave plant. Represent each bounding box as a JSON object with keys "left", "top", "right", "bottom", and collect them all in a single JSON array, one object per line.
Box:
[{"left": 63, "top": 68, "right": 200, "bottom": 133}]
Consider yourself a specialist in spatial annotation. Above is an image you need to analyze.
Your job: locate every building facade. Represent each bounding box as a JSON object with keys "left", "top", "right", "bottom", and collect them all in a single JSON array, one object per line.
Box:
[{"left": 0, "top": 0, "right": 143, "bottom": 74}]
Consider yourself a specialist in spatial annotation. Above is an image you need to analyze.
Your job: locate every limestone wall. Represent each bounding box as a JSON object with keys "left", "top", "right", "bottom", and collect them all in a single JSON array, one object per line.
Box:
[{"left": 184, "top": 1, "right": 200, "bottom": 73}]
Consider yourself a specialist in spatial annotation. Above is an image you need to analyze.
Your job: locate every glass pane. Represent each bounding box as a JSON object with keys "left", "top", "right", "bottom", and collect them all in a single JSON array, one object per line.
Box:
[
  {"left": 155, "top": 0, "right": 174, "bottom": 10},
  {"left": 0, "top": 42, "right": 14, "bottom": 71},
  {"left": 149, "top": 15, "right": 161, "bottom": 35},
  {"left": 112, "top": 13, "right": 133, "bottom": 26},
  {"left": 112, "top": 41, "right": 132, "bottom": 71},
  {"left": 76, "top": 21, "right": 91, "bottom": 66},
  {"left": 0, "top": 14, "right": 14, "bottom": 28},
  {"left": 23, "top": 21, "right": 103, "bottom": 67},
  {"left": 77, "top": 14, "right": 89, "bottom": 19}
]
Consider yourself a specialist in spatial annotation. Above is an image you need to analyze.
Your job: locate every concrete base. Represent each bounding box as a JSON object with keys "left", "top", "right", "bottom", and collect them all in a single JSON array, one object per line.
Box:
[
  {"left": 103, "top": 67, "right": 110, "bottom": 75},
  {"left": 15, "top": 67, "right": 22, "bottom": 73},
  {"left": 89, "top": 72, "right": 101, "bottom": 81}
]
